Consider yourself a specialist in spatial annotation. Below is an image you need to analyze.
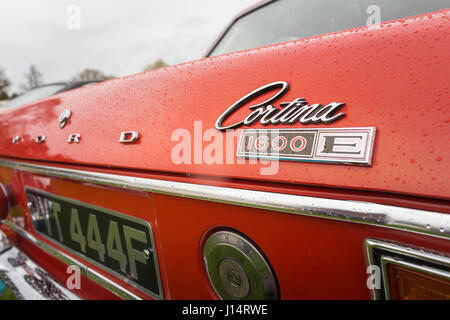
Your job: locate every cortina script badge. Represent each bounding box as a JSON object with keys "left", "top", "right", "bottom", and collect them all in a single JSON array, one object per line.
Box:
[{"left": 215, "top": 81, "right": 376, "bottom": 166}]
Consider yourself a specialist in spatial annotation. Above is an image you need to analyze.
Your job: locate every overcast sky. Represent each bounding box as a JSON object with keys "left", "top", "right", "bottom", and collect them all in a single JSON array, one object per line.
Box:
[{"left": 0, "top": 0, "right": 257, "bottom": 92}]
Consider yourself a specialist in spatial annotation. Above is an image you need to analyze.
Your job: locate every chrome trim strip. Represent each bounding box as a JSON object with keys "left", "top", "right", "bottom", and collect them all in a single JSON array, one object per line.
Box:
[
  {"left": 2, "top": 220, "right": 142, "bottom": 300},
  {"left": 0, "top": 158, "right": 449, "bottom": 240},
  {"left": 365, "top": 239, "right": 450, "bottom": 300}
]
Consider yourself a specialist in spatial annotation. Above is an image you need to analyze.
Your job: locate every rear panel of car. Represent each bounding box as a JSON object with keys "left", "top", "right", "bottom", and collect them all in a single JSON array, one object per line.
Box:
[{"left": 0, "top": 7, "right": 449, "bottom": 299}]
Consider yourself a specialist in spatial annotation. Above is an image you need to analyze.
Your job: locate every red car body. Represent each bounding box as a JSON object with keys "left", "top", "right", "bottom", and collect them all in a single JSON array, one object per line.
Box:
[{"left": 0, "top": 6, "right": 448, "bottom": 299}]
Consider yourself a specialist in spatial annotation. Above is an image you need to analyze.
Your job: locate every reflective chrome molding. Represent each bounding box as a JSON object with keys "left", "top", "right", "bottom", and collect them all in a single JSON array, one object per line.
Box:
[
  {"left": 67, "top": 134, "right": 81, "bottom": 144},
  {"left": 35, "top": 136, "right": 46, "bottom": 144},
  {"left": 365, "top": 239, "right": 450, "bottom": 300},
  {"left": 0, "top": 159, "right": 449, "bottom": 240},
  {"left": 1, "top": 220, "right": 142, "bottom": 300}
]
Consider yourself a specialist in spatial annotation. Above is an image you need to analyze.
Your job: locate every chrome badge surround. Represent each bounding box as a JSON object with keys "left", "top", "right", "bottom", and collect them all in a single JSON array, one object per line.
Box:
[
  {"left": 237, "top": 127, "right": 376, "bottom": 166},
  {"left": 2, "top": 220, "right": 141, "bottom": 300}
]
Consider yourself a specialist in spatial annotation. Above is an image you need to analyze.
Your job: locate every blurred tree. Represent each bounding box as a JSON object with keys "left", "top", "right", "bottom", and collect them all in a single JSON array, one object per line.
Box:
[
  {"left": 72, "top": 68, "right": 114, "bottom": 81},
  {"left": 144, "top": 59, "right": 168, "bottom": 71},
  {"left": 20, "top": 65, "right": 43, "bottom": 91},
  {"left": 0, "top": 68, "right": 11, "bottom": 100}
]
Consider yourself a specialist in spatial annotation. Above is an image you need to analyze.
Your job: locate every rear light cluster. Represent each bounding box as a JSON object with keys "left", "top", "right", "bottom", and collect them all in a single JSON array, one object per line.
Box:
[{"left": 366, "top": 239, "right": 450, "bottom": 300}]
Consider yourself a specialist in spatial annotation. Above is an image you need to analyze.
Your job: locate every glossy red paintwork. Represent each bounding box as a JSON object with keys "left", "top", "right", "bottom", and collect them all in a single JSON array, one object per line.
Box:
[
  {"left": 0, "top": 10, "right": 449, "bottom": 199},
  {"left": 0, "top": 10, "right": 449, "bottom": 300}
]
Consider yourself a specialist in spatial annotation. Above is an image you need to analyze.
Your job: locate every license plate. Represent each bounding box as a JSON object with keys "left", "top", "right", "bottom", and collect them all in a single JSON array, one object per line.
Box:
[{"left": 25, "top": 188, "right": 162, "bottom": 299}]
